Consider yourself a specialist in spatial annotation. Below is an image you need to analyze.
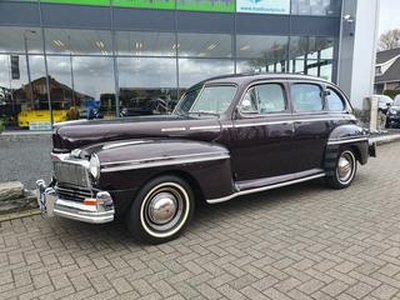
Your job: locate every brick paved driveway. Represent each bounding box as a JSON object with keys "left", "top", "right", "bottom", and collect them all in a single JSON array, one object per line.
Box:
[{"left": 1, "top": 143, "right": 400, "bottom": 300}]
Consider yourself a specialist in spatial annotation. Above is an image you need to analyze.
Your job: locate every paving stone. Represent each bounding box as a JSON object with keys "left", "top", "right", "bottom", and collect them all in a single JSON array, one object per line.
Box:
[{"left": 0, "top": 143, "right": 400, "bottom": 299}]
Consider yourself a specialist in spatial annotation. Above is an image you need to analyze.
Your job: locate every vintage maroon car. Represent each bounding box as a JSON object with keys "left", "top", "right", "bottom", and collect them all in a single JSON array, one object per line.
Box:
[{"left": 37, "top": 73, "right": 376, "bottom": 244}]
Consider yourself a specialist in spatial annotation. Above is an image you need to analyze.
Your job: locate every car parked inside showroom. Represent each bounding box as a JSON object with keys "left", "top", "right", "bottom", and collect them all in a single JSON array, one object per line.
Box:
[{"left": 37, "top": 73, "right": 376, "bottom": 244}]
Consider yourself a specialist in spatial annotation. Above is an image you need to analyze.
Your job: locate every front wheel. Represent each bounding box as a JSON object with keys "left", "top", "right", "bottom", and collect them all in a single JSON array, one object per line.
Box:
[
  {"left": 326, "top": 148, "right": 357, "bottom": 189},
  {"left": 125, "top": 175, "right": 195, "bottom": 244}
]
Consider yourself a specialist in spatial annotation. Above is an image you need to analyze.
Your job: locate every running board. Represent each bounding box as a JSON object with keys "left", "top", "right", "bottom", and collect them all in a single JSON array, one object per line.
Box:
[{"left": 206, "top": 172, "right": 326, "bottom": 204}]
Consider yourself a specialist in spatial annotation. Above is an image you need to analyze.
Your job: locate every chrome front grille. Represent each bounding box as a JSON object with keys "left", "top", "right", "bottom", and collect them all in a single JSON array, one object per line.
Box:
[
  {"left": 53, "top": 160, "right": 89, "bottom": 187},
  {"left": 56, "top": 185, "right": 93, "bottom": 202}
]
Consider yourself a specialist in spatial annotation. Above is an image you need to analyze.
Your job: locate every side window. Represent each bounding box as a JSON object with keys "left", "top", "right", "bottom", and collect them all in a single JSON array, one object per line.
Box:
[
  {"left": 325, "top": 87, "right": 345, "bottom": 111},
  {"left": 291, "top": 83, "right": 323, "bottom": 112},
  {"left": 240, "top": 83, "right": 286, "bottom": 115},
  {"left": 257, "top": 84, "right": 286, "bottom": 114}
]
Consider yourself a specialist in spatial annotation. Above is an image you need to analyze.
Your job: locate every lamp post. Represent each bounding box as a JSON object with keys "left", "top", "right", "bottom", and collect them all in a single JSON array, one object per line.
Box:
[{"left": 23, "top": 30, "right": 36, "bottom": 109}]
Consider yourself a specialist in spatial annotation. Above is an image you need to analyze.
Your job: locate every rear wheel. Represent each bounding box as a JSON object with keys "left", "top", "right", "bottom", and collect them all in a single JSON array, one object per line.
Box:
[
  {"left": 125, "top": 175, "right": 195, "bottom": 244},
  {"left": 326, "top": 148, "right": 357, "bottom": 189}
]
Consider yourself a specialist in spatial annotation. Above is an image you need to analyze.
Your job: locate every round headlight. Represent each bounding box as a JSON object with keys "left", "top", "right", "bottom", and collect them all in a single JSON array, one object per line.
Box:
[
  {"left": 389, "top": 109, "right": 397, "bottom": 115},
  {"left": 89, "top": 154, "right": 100, "bottom": 180}
]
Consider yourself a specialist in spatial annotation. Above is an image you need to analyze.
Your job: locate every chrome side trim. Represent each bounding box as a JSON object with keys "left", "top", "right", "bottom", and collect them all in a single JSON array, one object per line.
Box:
[
  {"left": 101, "top": 154, "right": 230, "bottom": 173},
  {"left": 102, "top": 140, "right": 148, "bottom": 150},
  {"left": 189, "top": 125, "right": 220, "bottom": 131},
  {"left": 102, "top": 151, "right": 228, "bottom": 167},
  {"left": 327, "top": 137, "right": 369, "bottom": 145},
  {"left": 206, "top": 173, "right": 326, "bottom": 204},
  {"left": 161, "top": 127, "right": 186, "bottom": 132}
]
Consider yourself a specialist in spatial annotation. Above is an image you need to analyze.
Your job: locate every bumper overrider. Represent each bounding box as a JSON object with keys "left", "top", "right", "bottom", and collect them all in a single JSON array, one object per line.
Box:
[{"left": 36, "top": 180, "right": 115, "bottom": 224}]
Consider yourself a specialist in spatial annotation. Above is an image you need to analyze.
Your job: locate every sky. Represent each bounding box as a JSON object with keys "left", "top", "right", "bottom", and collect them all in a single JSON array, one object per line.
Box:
[{"left": 379, "top": 0, "right": 400, "bottom": 34}]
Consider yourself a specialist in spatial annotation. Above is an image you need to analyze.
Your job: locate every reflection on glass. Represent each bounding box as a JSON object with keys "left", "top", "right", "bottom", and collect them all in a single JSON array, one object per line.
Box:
[
  {"left": 288, "top": 36, "right": 334, "bottom": 79},
  {"left": 0, "top": 27, "right": 43, "bottom": 54},
  {"left": 0, "top": 55, "right": 50, "bottom": 128},
  {"left": 72, "top": 56, "right": 115, "bottom": 117},
  {"left": 237, "top": 35, "right": 288, "bottom": 73},
  {"left": 45, "top": 28, "right": 112, "bottom": 55},
  {"left": 290, "top": 36, "right": 334, "bottom": 60},
  {"left": 178, "top": 59, "right": 234, "bottom": 88},
  {"left": 118, "top": 57, "right": 177, "bottom": 115},
  {"left": 117, "top": 31, "right": 176, "bottom": 57},
  {"left": 291, "top": 0, "right": 341, "bottom": 16},
  {"left": 46, "top": 55, "right": 90, "bottom": 120},
  {"left": 237, "top": 35, "right": 288, "bottom": 60},
  {"left": 178, "top": 33, "right": 232, "bottom": 58}
]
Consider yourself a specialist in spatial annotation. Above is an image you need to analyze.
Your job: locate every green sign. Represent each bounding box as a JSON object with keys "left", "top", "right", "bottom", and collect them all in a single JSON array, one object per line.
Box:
[
  {"left": 40, "top": 0, "right": 110, "bottom": 6},
  {"left": 41, "top": 0, "right": 234, "bottom": 11},
  {"left": 177, "top": 0, "right": 235, "bottom": 12},
  {"left": 112, "top": 0, "right": 175, "bottom": 10}
]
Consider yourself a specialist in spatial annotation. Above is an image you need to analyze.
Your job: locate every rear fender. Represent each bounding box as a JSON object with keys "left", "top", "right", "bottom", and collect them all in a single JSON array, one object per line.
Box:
[{"left": 324, "top": 124, "right": 370, "bottom": 174}]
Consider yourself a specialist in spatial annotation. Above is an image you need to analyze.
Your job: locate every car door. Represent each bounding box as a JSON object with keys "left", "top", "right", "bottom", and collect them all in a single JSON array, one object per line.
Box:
[
  {"left": 289, "top": 81, "right": 333, "bottom": 172},
  {"left": 229, "top": 81, "right": 296, "bottom": 181}
]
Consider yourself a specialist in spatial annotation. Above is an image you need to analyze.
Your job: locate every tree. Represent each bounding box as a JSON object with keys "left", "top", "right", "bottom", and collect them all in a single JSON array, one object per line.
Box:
[{"left": 379, "top": 29, "right": 400, "bottom": 50}]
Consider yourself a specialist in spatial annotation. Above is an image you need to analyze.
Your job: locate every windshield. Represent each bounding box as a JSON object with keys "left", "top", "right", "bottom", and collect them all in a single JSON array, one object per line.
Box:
[
  {"left": 394, "top": 96, "right": 400, "bottom": 106},
  {"left": 174, "top": 85, "right": 237, "bottom": 116}
]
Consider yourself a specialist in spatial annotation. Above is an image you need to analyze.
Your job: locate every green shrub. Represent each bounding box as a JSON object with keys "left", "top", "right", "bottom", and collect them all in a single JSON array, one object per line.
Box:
[
  {"left": 383, "top": 89, "right": 400, "bottom": 99},
  {"left": 0, "top": 120, "right": 4, "bottom": 134}
]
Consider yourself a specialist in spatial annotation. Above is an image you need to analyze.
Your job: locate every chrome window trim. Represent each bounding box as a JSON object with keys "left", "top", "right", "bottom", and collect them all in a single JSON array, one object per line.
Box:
[
  {"left": 237, "top": 81, "right": 290, "bottom": 118},
  {"left": 230, "top": 116, "right": 355, "bottom": 128},
  {"left": 207, "top": 173, "right": 326, "bottom": 204}
]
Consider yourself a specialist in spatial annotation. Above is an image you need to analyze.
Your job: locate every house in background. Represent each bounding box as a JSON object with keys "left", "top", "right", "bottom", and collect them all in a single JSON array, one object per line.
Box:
[{"left": 375, "top": 48, "right": 400, "bottom": 95}]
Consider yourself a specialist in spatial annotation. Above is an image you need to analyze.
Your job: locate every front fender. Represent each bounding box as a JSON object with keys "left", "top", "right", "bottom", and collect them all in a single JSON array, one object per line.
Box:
[{"left": 92, "top": 139, "right": 235, "bottom": 213}]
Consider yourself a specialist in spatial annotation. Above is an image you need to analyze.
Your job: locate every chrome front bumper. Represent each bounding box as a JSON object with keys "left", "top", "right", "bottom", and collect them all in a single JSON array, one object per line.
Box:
[{"left": 36, "top": 180, "right": 115, "bottom": 224}]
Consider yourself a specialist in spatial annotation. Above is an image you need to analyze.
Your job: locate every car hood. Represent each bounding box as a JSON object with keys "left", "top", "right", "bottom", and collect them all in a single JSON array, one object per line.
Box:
[{"left": 53, "top": 115, "right": 222, "bottom": 152}]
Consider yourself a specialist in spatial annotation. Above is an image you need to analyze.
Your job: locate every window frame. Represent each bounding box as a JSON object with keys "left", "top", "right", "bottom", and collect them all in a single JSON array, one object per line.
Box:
[
  {"left": 289, "top": 81, "right": 325, "bottom": 114},
  {"left": 237, "top": 81, "right": 290, "bottom": 118},
  {"left": 324, "top": 86, "right": 346, "bottom": 112}
]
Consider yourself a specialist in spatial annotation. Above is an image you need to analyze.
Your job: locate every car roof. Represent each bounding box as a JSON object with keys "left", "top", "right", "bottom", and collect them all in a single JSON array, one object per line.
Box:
[{"left": 200, "top": 73, "right": 333, "bottom": 86}]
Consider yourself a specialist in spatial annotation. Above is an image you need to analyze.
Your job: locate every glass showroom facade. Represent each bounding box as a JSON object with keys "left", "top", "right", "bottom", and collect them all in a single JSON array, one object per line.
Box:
[{"left": 0, "top": 0, "right": 342, "bottom": 130}]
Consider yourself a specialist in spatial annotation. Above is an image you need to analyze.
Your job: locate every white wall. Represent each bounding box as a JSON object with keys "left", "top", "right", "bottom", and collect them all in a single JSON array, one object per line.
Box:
[{"left": 338, "top": 0, "right": 380, "bottom": 108}]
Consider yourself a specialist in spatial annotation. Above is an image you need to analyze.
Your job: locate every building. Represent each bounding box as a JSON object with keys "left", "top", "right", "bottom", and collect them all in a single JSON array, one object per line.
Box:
[
  {"left": 374, "top": 48, "right": 400, "bottom": 94},
  {"left": 0, "top": 0, "right": 379, "bottom": 130}
]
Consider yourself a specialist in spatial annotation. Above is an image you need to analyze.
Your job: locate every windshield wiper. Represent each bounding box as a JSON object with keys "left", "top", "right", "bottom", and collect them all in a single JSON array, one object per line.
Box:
[{"left": 187, "top": 110, "right": 220, "bottom": 117}]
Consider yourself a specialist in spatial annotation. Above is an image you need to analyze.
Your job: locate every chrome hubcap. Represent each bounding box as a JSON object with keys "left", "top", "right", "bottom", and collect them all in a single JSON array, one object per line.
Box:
[
  {"left": 337, "top": 152, "right": 354, "bottom": 183},
  {"left": 148, "top": 192, "right": 177, "bottom": 225},
  {"left": 142, "top": 183, "right": 187, "bottom": 236}
]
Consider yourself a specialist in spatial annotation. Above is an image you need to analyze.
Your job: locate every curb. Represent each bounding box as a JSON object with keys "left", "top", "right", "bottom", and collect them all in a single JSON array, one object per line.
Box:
[
  {"left": 370, "top": 134, "right": 400, "bottom": 145},
  {"left": 1, "top": 131, "right": 52, "bottom": 136},
  {"left": 0, "top": 209, "right": 41, "bottom": 222}
]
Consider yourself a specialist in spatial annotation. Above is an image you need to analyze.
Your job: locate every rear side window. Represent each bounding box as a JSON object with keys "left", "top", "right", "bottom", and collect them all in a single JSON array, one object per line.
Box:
[
  {"left": 291, "top": 83, "right": 323, "bottom": 112},
  {"left": 325, "top": 88, "right": 345, "bottom": 111}
]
